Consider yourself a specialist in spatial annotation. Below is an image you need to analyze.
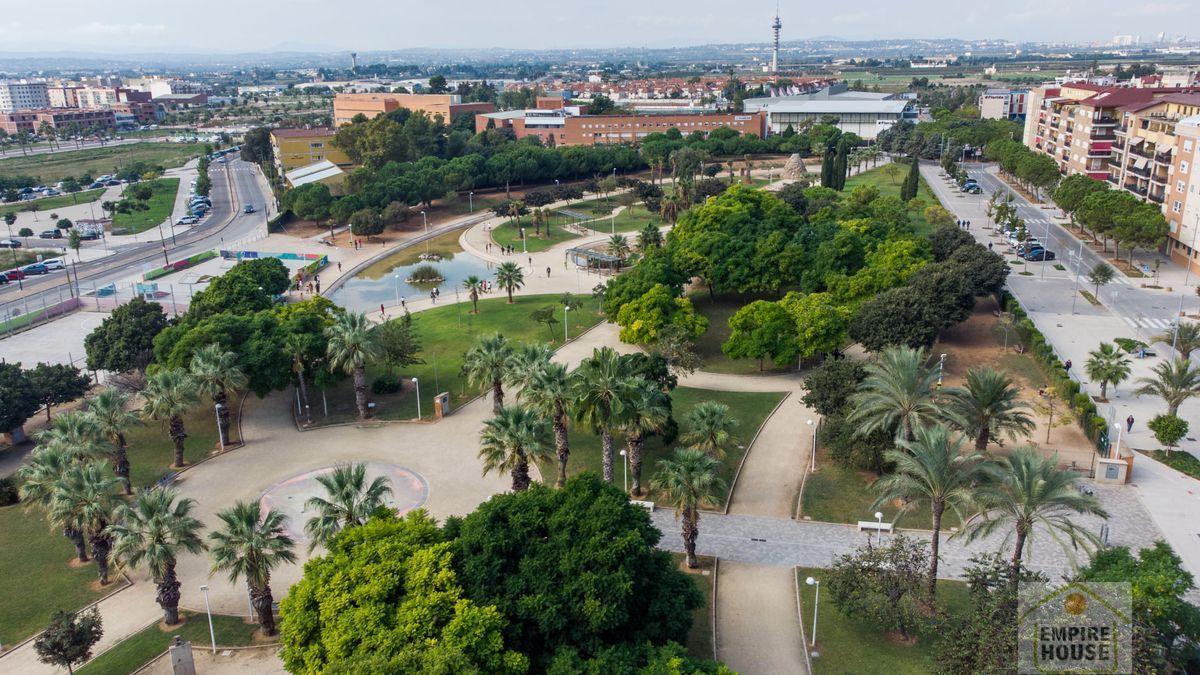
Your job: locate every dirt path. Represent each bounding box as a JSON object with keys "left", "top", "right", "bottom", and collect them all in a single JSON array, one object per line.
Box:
[{"left": 716, "top": 562, "right": 808, "bottom": 675}]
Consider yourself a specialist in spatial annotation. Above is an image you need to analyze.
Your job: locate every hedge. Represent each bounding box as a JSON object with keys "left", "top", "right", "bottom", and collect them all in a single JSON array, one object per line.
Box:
[{"left": 143, "top": 250, "right": 217, "bottom": 281}]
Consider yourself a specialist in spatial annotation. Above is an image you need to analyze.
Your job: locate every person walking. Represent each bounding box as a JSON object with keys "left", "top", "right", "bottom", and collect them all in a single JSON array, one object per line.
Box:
[
  {"left": 337, "top": 261, "right": 342, "bottom": 272},
  {"left": 380, "top": 303, "right": 386, "bottom": 316},
  {"left": 546, "top": 266, "right": 551, "bottom": 278},
  {"left": 1126, "top": 415, "right": 1134, "bottom": 432}
]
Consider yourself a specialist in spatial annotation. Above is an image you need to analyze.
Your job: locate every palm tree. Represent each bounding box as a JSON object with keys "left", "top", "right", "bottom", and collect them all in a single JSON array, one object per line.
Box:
[
  {"left": 463, "top": 275, "right": 484, "bottom": 314},
  {"left": 872, "top": 424, "right": 985, "bottom": 597},
  {"left": 494, "top": 262, "right": 524, "bottom": 303},
  {"left": 285, "top": 334, "right": 313, "bottom": 425},
  {"left": 658, "top": 193, "right": 682, "bottom": 224},
  {"left": 190, "top": 344, "right": 248, "bottom": 448},
  {"left": 303, "top": 463, "right": 393, "bottom": 550},
  {"left": 1157, "top": 322, "right": 1200, "bottom": 360},
  {"left": 479, "top": 405, "right": 554, "bottom": 491},
  {"left": 505, "top": 343, "right": 553, "bottom": 392},
  {"left": 958, "top": 447, "right": 1107, "bottom": 580},
  {"left": 141, "top": 369, "right": 200, "bottom": 469},
  {"left": 1085, "top": 342, "right": 1131, "bottom": 400},
  {"left": 680, "top": 401, "right": 739, "bottom": 460},
  {"left": 1134, "top": 358, "right": 1200, "bottom": 417},
  {"left": 849, "top": 346, "right": 940, "bottom": 442},
  {"left": 652, "top": 448, "right": 726, "bottom": 569},
  {"left": 50, "top": 461, "right": 122, "bottom": 584},
  {"left": 573, "top": 347, "right": 639, "bottom": 483},
  {"left": 18, "top": 447, "right": 90, "bottom": 561},
  {"left": 463, "top": 334, "right": 513, "bottom": 416},
  {"left": 35, "top": 411, "right": 105, "bottom": 464},
  {"left": 607, "top": 234, "right": 631, "bottom": 259},
  {"left": 638, "top": 223, "right": 663, "bottom": 250},
  {"left": 942, "top": 368, "right": 1035, "bottom": 451},
  {"left": 109, "top": 488, "right": 205, "bottom": 624},
  {"left": 208, "top": 501, "right": 297, "bottom": 636},
  {"left": 520, "top": 362, "right": 574, "bottom": 487},
  {"left": 325, "top": 312, "right": 381, "bottom": 421},
  {"left": 86, "top": 388, "right": 140, "bottom": 495},
  {"left": 621, "top": 382, "right": 670, "bottom": 496}
]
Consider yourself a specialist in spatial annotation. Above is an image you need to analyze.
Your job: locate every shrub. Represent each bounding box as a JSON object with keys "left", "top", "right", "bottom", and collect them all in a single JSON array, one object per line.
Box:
[
  {"left": 406, "top": 264, "right": 442, "bottom": 283},
  {"left": 18, "top": 227, "right": 33, "bottom": 237},
  {"left": 0, "top": 476, "right": 19, "bottom": 506},
  {"left": 371, "top": 373, "right": 401, "bottom": 395}
]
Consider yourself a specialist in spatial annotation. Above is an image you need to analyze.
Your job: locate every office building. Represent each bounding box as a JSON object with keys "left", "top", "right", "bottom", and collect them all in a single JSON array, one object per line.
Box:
[
  {"left": 269, "top": 127, "right": 353, "bottom": 174},
  {"left": 979, "top": 88, "right": 1029, "bottom": 121},
  {"left": 475, "top": 108, "right": 765, "bottom": 146},
  {"left": 744, "top": 87, "right": 918, "bottom": 140},
  {"left": 333, "top": 93, "right": 495, "bottom": 126},
  {"left": 0, "top": 80, "right": 50, "bottom": 112}
]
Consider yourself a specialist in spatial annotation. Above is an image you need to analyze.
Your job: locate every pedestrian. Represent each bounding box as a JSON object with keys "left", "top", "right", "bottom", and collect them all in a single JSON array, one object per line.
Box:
[
  {"left": 528, "top": 256, "right": 533, "bottom": 267},
  {"left": 547, "top": 266, "right": 551, "bottom": 278},
  {"left": 401, "top": 299, "right": 406, "bottom": 310},
  {"left": 988, "top": 242, "right": 993, "bottom": 250},
  {"left": 315, "top": 280, "right": 320, "bottom": 293},
  {"left": 430, "top": 290, "right": 436, "bottom": 304},
  {"left": 966, "top": 220, "right": 971, "bottom": 229},
  {"left": 380, "top": 303, "right": 385, "bottom": 316},
  {"left": 337, "top": 261, "right": 342, "bottom": 272},
  {"left": 1064, "top": 359, "right": 1072, "bottom": 371},
  {"left": 1126, "top": 415, "right": 1134, "bottom": 432}
]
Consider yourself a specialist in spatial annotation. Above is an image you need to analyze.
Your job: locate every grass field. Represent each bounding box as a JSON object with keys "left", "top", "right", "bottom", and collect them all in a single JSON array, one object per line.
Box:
[
  {"left": 0, "top": 503, "right": 110, "bottom": 646},
  {"left": 313, "top": 294, "right": 606, "bottom": 426},
  {"left": 797, "top": 567, "right": 970, "bottom": 674},
  {"left": 843, "top": 163, "right": 940, "bottom": 235},
  {"left": 0, "top": 189, "right": 104, "bottom": 217},
  {"left": 123, "top": 404, "right": 227, "bottom": 488},
  {"left": 490, "top": 213, "right": 585, "bottom": 253},
  {"left": 671, "top": 553, "right": 716, "bottom": 661},
  {"left": 111, "top": 178, "right": 179, "bottom": 235},
  {"left": 77, "top": 612, "right": 257, "bottom": 675},
  {"left": 545, "top": 386, "right": 786, "bottom": 509},
  {"left": 580, "top": 203, "right": 662, "bottom": 234},
  {"left": 0, "top": 142, "right": 205, "bottom": 184}
]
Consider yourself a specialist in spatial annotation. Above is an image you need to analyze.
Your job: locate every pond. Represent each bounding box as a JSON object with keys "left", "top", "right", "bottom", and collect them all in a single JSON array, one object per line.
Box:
[{"left": 329, "top": 240, "right": 495, "bottom": 312}]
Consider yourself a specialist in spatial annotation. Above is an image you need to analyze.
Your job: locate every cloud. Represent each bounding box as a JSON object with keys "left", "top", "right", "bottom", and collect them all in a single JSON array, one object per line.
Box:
[{"left": 71, "top": 22, "right": 171, "bottom": 37}]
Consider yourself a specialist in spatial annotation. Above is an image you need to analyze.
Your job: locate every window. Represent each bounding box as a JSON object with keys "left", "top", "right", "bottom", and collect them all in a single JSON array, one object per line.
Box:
[
  {"left": 1187, "top": 140, "right": 1195, "bottom": 152},
  {"left": 1179, "top": 181, "right": 1187, "bottom": 193},
  {"left": 1174, "top": 201, "right": 1183, "bottom": 213}
]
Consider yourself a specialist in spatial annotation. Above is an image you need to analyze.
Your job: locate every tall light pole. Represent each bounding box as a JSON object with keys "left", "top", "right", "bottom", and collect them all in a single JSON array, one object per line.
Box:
[
  {"left": 806, "top": 419, "right": 817, "bottom": 472},
  {"left": 937, "top": 353, "right": 947, "bottom": 386},
  {"left": 619, "top": 448, "right": 628, "bottom": 493},
  {"left": 199, "top": 585, "right": 216, "bottom": 654},
  {"left": 214, "top": 404, "right": 224, "bottom": 452},
  {"left": 1070, "top": 240, "right": 1084, "bottom": 314},
  {"left": 805, "top": 576, "right": 820, "bottom": 647},
  {"left": 1112, "top": 421, "right": 1124, "bottom": 459},
  {"left": 468, "top": 191, "right": 473, "bottom": 213},
  {"left": 1171, "top": 212, "right": 1200, "bottom": 355},
  {"left": 412, "top": 377, "right": 421, "bottom": 420},
  {"left": 563, "top": 304, "right": 570, "bottom": 342},
  {"left": 420, "top": 210, "right": 428, "bottom": 233},
  {"left": 393, "top": 273, "right": 400, "bottom": 309}
]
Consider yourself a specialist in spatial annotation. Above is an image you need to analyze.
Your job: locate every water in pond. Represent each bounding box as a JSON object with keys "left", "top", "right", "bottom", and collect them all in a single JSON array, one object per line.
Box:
[{"left": 329, "top": 245, "right": 495, "bottom": 312}]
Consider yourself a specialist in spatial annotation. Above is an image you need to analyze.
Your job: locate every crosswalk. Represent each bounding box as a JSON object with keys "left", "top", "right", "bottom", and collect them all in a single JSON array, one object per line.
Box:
[{"left": 1120, "top": 314, "right": 1176, "bottom": 331}]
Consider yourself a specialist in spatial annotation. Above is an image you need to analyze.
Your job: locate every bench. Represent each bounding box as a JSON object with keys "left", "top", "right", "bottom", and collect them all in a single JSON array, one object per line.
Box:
[
  {"left": 857, "top": 520, "right": 894, "bottom": 533},
  {"left": 630, "top": 499, "right": 655, "bottom": 512}
]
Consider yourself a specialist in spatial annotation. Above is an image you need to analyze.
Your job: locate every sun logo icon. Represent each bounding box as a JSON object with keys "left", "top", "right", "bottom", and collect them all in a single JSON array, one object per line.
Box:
[{"left": 1064, "top": 592, "right": 1088, "bottom": 615}]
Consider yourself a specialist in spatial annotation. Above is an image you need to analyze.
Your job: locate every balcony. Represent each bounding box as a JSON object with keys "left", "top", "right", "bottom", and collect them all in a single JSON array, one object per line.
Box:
[
  {"left": 1094, "top": 116, "right": 1118, "bottom": 126},
  {"left": 1125, "top": 183, "right": 1149, "bottom": 196},
  {"left": 1088, "top": 148, "right": 1111, "bottom": 157},
  {"left": 1091, "top": 131, "right": 1116, "bottom": 141},
  {"left": 1106, "top": 174, "right": 1119, "bottom": 185},
  {"left": 1155, "top": 152, "right": 1173, "bottom": 164},
  {"left": 1148, "top": 192, "right": 1165, "bottom": 204},
  {"left": 1151, "top": 173, "right": 1168, "bottom": 185},
  {"left": 1115, "top": 125, "right": 1128, "bottom": 135},
  {"left": 1050, "top": 121, "right": 1061, "bottom": 129},
  {"left": 1128, "top": 164, "right": 1152, "bottom": 178}
]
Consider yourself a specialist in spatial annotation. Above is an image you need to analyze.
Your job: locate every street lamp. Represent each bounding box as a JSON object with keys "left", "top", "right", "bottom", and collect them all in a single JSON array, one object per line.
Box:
[
  {"left": 199, "top": 585, "right": 216, "bottom": 654},
  {"left": 468, "top": 191, "right": 474, "bottom": 212},
  {"left": 412, "top": 377, "right": 421, "bottom": 420},
  {"left": 1112, "top": 421, "right": 1123, "bottom": 459},
  {"left": 214, "top": 404, "right": 224, "bottom": 452},
  {"left": 806, "top": 419, "right": 817, "bottom": 472},
  {"left": 393, "top": 273, "right": 400, "bottom": 308},
  {"left": 563, "top": 304, "right": 571, "bottom": 342},
  {"left": 805, "top": 576, "right": 820, "bottom": 647},
  {"left": 875, "top": 511, "right": 884, "bottom": 530},
  {"left": 420, "top": 211, "right": 428, "bottom": 233},
  {"left": 937, "top": 353, "right": 947, "bottom": 386},
  {"left": 619, "top": 448, "right": 628, "bottom": 493},
  {"left": 521, "top": 227, "right": 527, "bottom": 254}
]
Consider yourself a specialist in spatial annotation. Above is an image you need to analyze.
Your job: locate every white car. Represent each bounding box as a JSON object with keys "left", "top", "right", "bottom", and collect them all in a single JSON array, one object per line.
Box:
[
  {"left": 42, "top": 258, "right": 65, "bottom": 271},
  {"left": 175, "top": 216, "right": 198, "bottom": 226}
]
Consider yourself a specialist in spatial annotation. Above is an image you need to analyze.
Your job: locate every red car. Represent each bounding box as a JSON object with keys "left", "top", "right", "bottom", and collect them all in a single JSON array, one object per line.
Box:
[{"left": 4, "top": 268, "right": 25, "bottom": 280}]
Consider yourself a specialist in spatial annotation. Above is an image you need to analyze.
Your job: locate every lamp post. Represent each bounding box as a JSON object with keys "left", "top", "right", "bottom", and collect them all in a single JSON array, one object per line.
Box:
[
  {"left": 1112, "top": 421, "right": 1123, "bottom": 459},
  {"left": 393, "top": 274, "right": 400, "bottom": 309},
  {"left": 214, "top": 404, "right": 225, "bottom": 452},
  {"left": 412, "top": 377, "right": 421, "bottom": 420},
  {"left": 875, "top": 511, "right": 884, "bottom": 530},
  {"left": 1070, "top": 240, "right": 1084, "bottom": 314},
  {"left": 420, "top": 210, "right": 428, "bottom": 233},
  {"left": 468, "top": 191, "right": 473, "bottom": 212},
  {"left": 619, "top": 448, "right": 628, "bottom": 493},
  {"left": 937, "top": 353, "right": 947, "bottom": 386},
  {"left": 806, "top": 419, "right": 817, "bottom": 472},
  {"left": 199, "top": 585, "right": 216, "bottom": 654},
  {"left": 563, "top": 304, "right": 570, "bottom": 342},
  {"left": 805, "top": 576, "right": 820, "bottom": 647},
  {"left": 521, "top": 227, "right": 526, "bottom": 254}
]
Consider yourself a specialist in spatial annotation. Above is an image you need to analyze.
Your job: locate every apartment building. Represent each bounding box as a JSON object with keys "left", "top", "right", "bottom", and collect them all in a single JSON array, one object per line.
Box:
[
  {"left": 333, "top": 93, "right": 495, "bottom": 126},
  {"left": 0, "top": 108, "right": 116, "bottom": 135},
  {"left": 475, "top": 108, "right": 766, "bottom": 146},
  {"left": 0, "top": 80, "right": 50, "bottom": 112},
  {"left": 46, "top": 85, "right": 81, "bottom": 108},
  {"left": 979, "top": 88, "right": 1028, "bottom": 121},
  {"left": 1108, "top": 95, "right": 1200, "bottom": 208},
  {"left": 1167, "top": 117, "right": 1200, "bottom": 273},
  {"left": 269, "top": 127, "right": 353, "bottom": 174}
]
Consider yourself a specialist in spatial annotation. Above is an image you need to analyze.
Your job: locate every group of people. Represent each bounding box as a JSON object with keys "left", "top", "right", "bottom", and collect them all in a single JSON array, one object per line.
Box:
[
  {"left": 957, "top": 219, "right": 972, "bottom": 230},
  {"left": 485, "top": 242, "right": 519, "bottom": 255}
]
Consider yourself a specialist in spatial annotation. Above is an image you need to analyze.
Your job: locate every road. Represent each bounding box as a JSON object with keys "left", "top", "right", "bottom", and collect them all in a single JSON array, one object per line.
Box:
[{"left": 0, "top": 157, "right": 270, "bottom": 308}]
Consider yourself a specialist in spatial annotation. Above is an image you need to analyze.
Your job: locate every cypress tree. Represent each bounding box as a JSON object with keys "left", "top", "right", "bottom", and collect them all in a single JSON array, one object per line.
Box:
[
  {"left": 821, "top": 144, "right": 836, "bottom": 188},
  {"left": 833, "top": 137, "right": 850, "bottom": 190},
  {"left": 901, "top": 156, "right": 920, "bottom": 201}
]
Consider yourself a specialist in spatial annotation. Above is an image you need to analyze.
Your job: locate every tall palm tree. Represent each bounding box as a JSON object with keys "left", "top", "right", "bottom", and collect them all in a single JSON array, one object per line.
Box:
[
  {"left": 494, "top": 262, "right": 524, "bottom": 304},
  {"left": 658, "top": 193, "right": 682, "bottom": 225},
  {"left": 303, "top": 463, "right": 393, "bottom": 550},
  {"left": 942, "top": 368, "right": 1035, "bottom": 451},
  {"left": 463, "top": 275, "right": 484, "bottom": 314},
  {"left": 872, "top": 424, "right": 985, "bottom": 597},
  {"left": 463, "top": 334, "right": 513, "bottom": 415},
  {"left": 520, "top": 362, "right": 574, "bottom": 487},
  {"left": 1134, "top": 358, "right": 1200, "bottom": 417},
  {"left": 621, "top": 382, "right": 670, "bottom": 496},
  {"left": 325, "top": 312, "right": 381, "bottom": 421},
  {"left": 607, "top": 234, "right": 631, "bottom": 259},
  {"left": 18, "top": 447, "right": 90, "bottom": 561},
  {"left": 505, "top": 343, "right": 553, "bottom": 393},
  {"left": 109, "top": 488, "right": 205, "bottom": 625},
  {"left": 141, "top": 369, "right": 200, "bottom": 469},
  {"left": 208, "top": 501, "right": 297, "bottom": 636},
  {"left": 1085, "top": 342, "right": 1131, "bottom": 400},
  {"left": 479, "top": 405, "right": 554, "bottom": 491},
  {"left": 190, "top": 344, "right": 248, "bottom": 449},
  {"left": 50, "top": 461, "right": 122, "bottom": 584},
  {"left": 573, "top": 347, "right": 639, "bottom": 483},
  {"left": 680, "top": 401, "right": 739, "bottom": 460},
  {"left": 652, "top": 448, "right": 726, "bottom": 569},
  {"left": 285, "top": 334, "right": 313, "bottom": 426},
  {"left": 638, "top": 223, "right": 663, "bottom": 250},
  {"left": 35, "top": 411, "right": 105, "bottom": 464},
  {"left": 849, "top": 346, "right": 940, "bottom": 442},
  {"left": 957, "top": 447, "right": 1107, "bottom": 580},
  {"left": 1157, "top": 322, "right": 1200, "bottom": 361},
  {"left": 86, "top": 388, "right": 141, "bottom": 495}
]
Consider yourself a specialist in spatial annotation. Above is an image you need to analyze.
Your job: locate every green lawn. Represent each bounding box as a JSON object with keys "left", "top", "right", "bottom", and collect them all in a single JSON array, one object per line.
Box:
[
  {"left": 111, "top": 178, "right": 180, "bottom": 235},
  {"left": 568, "top": 193, "right": 637, "bottom": 216},
  {"left": 312, "top": 294, "right": 606, "bottom": 426},
  {"left": 0, "top": 504, "right": 110, "bottom": 646},
  {"left": 441, "top": 191, "right": 507, "bottom": 216},
  {"left": 690, "top": 293, "right": 793, "bottom": 375},
  {"left": 123, "top": 405, "right": 227, "bottom": 488},
  {"left": 797, "top": 567, "right": 970, "bottom": 674},
  {"left": 1146, "top": 450, "right": 1200, "bottom": 480},
  {"left": 490, "top": 213, "right": 585, "bottom": 253},
  {"left": 545, "top": 387, "right": 786, "bottom": 509},
  {"left": 671, "top": 553, "right": 715, "bottom": 661},
  {"left": 0, "top": 142, "right": 205, "bottom": 184},
  {"left": 580, "top": 203, "right": 662, "bottom": 234},
  {"left": 77, "top": 612, "right": 257, "bottom": 675},
  {"left": 0, "top": 189, "right": 104, "bottom": 217},
  {"left": 843, "top": 163, "right": 940, "bottom": 235}
]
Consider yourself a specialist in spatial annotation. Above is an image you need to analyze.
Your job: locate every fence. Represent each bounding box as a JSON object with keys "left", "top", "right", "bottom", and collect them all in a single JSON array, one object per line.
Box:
[
  {"left": 0, "top": 291, "right": 82, "bottom": 337},
  {"left": 142, "top": 250, "right": 218, "bottom": 281},
  {"left": 78, "top": 280, "right": 196, "bottom": 318}
]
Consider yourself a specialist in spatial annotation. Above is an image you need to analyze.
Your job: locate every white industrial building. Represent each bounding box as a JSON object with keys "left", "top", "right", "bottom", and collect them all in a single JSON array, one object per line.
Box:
[{"left": 744, "top": 88, "right": 918, "bottom": 140}]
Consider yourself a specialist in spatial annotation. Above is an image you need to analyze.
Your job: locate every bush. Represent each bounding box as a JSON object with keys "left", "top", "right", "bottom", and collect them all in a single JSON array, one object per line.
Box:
[
  {"left": 371, "top": 373, "right": 401, "bottom": 395},
  {"left": 0, "top": 475, "right": 19, "bottom": 506},
  {"left": 406, "top": 264, "right": 442, "bottom": 283}
]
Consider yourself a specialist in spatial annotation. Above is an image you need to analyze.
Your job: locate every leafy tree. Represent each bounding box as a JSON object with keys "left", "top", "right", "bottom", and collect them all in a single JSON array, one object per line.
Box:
[
  {"left": 480, "top": 405, "right": 554, "bottom": 491},
  {"left": 849, "top": 286, "right": 942, "bottom": 352},
  {"left": 900, "top": 156, "right": 920, "bottom": 202},
  {"left": 86, "top": 388, "right": 139, "bottom": 494},
  {"left": 923, "top": 205, "right": 956, "bottom": 230},
  {"left": 1015, "top": 152, "right": 1060, "bottom": 200},
  {"left": 721, "top": 299, "right": 797, "bottom": 370},
  {"left": 141, "top": 369, "right": 200, "bottom": 468},
  {"left": 802, "top": 359, "right": 866, "bottom": 416},
  {"left": 1085, "top": 341, "right": 1131, "bottom": 400},
  {"left": 1053, "top": 174, "right": 1108, "bottom": 226},
  {"left": 494, "top": 261, "right": 525, "bottom": 303},
  {"left": 282, "top": 183, "right": 333, "bottom": 221},
  {"left": 1148, "top": 414, "right": 1188, "bottom": 455},
  {"left": 279, "top": 511, "right": 528, "bottom": 674},
  {"left": 349, "top": 208, "right": 383, "bottom": 238},
  {"left": 303, "top": 462, "right": 393, "bottom": 549},
  {"left": 776, "top": 181, "right": 808, "bottom": 214},
  {"left": 1087, "top": 262, "right": 1115, "bottom": 296},
  {"left": 927, "top": 225, "right": 975, "bottom": 261},
  {"left": 907, "top": 261, "right": 976, "bottom": 329},
  {"left": 602, "top": 248, "right": 686, "bottom": 320},
  {"left": 463, "top": 334, "right": 513, "bottom": 416},
  {"left": 190, "top": 344, "right": 247, "bottom": 448},
  {"left": 530, "top": 305, "right": 560, "bottom": 337},
  {"left": 652, "top": 448, "right": 726, "bottom": 569},
  {"left": 84, "top": 297, "right": 168, "bottom": 372},
  {"left": 109, "top": 488, "right": 205, "bottom": 625},
  {"left": 374, "top": 312, "right": 423, "bottom": 374},
  {"left": 208, "top": 500, "right": 297, "bottom": 636},
  {"left": 325, "top": 312, "right": 381, "bottom": 421},
  {"left": 34, "top": 608, "right": 103, "bottom": 674},
  {"left": 454, "top": 475, "right": 702, "bottom": 665},
  {"left": 0, "top": 362, "right": 41, "bottom": 433},
  {"left": 680, "top": 402, "right": 739, "bottom": 461},
  {"left": 958, "top": 447, "right": 1107, "bottom": 579},
  {"left": 547, "top": 640, "right": 730, "bottom": 674},
  {"left": 781, "top": 291, "right": 850, "bottom": 360},
  {"left": 1135, "top": 358, "right": 1200, "bottom": 417},
  {"left": 572, "top": 347, "right": 639, "bottom": 483},
  {"left": 27, "top": 363, "right": 89, "bottom": 422},
  {"left": 826, "top": 534, "right": 930, "bottom": 638},
  {"left": 872, "top": 425, "right": 985, "bottom": 596},
  {"left": 948, "top": 245, "right": 1009, "bottom": 297},
  {"left": 942, "top": 368, "right": 1034, "bottom": 450},
  {"left": 520, "top": 362, "right": 574, "bottom": 487},
  {"left": 850, "top": 345, "right": 939, "bottom": 442},
  {"left": 615, "top": 283, "right": 707, "bottom": 346}
]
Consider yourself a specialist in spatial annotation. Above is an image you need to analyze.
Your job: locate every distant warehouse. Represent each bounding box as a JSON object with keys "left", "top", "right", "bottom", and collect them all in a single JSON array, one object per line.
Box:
[
  {"left": 743, "top": 88, "right": 919, "bottom": 140},
  {"left": 333, "top": 93, "right": 495, "bottom": 126},
  {"left": 475, "top": 105, "right": 766, "bottom": 146}
]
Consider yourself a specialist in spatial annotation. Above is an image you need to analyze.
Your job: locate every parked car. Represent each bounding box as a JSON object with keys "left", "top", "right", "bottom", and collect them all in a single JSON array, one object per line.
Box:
[
  {"left": 0, "top": 238, "right": 21, "bottom": 249},
  {"left": 1024, "top": 249, "right": 1057, "bottom": 261},
  {"left": 42, "top": 258, "right": 65, "bottom": 271},
  {"left": 75, "top": 229, "right": 100, "bottom": 240},
  {"left": 40, "top": 229, "right": 63, "bottom": 239},
  {"left": 175, "top": 216, "right": 199, "bottom": 226},
  {"left": 963, "top": 184, "right": 982, "bottom": 194},
  {"left": 4, "top": 268, "right": 25, "bottom": 280},
  {"left": 0, "top": 272, "right": 9, "bottom": 284},
  {"left": 21, "top": 262, "right": 48, "bottom": 275},
  {"left": 243, "top": 204, "right": 255, "bottom": 214},
  {"left": 105, "top": 180, "right": 121, "bottom": 187}
]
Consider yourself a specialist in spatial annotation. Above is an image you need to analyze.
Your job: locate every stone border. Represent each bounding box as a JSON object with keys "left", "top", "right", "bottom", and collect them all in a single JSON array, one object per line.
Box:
[
  {"left": 721, "top": 391, "right": 791, "bottom": 515},
  {"left": 794, "top": 566, "right": 815, "bottom": 674},
  {"left": 0, "top": 570, "right": 134, "bottom": 659},
  {"left": 710, "top": 557, "right": 720, "bottom": 661}
]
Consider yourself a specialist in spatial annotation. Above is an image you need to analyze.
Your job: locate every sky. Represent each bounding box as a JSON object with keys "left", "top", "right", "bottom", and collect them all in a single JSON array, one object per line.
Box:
[{"left": 0, "top": 0, "right": 1191, "bottom": 53}]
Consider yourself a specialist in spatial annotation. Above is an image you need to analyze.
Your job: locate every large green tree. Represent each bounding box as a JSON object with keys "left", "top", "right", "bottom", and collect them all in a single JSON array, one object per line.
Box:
[
  {"left": 84, "top": 297, "right": 168, "bottom": 373},
  {"left": 0, "top": 361, "right": 39, "bottom": 433}
]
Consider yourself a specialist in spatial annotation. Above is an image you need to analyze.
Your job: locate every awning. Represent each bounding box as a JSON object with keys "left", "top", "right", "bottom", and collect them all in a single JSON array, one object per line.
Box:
[
  {"left": 1159, "top": 146, "right": 1175, "bottom": 157},
  {"left": 1128, "top": 137, "right": 1144, "bottom": 146},
  {"left": 1133, "top": 157, "right": 1149, "bottom": 169}
]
